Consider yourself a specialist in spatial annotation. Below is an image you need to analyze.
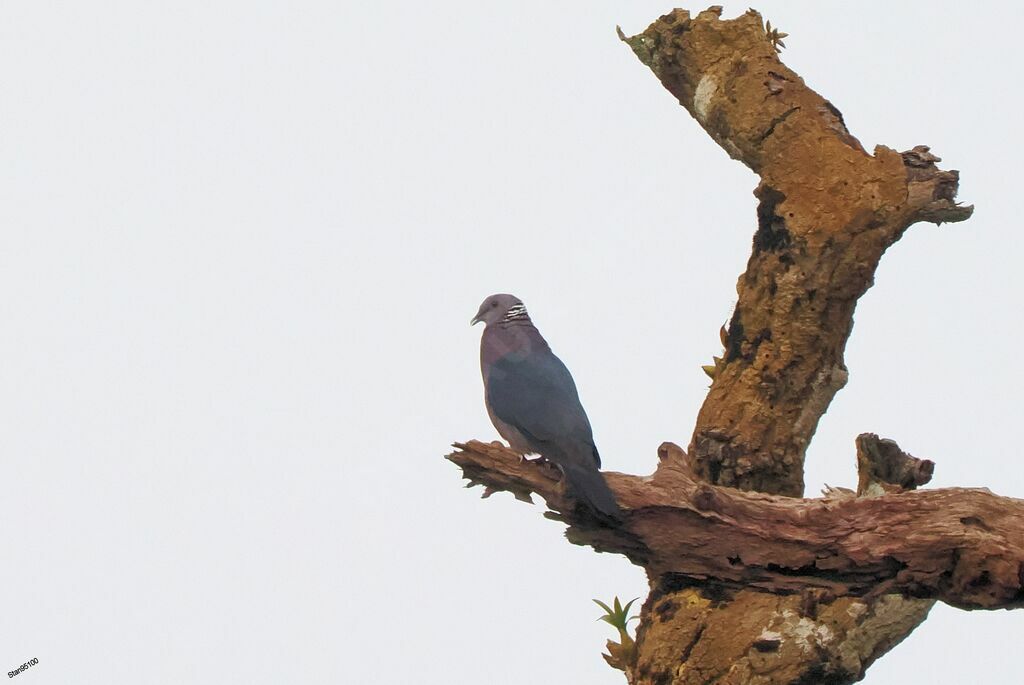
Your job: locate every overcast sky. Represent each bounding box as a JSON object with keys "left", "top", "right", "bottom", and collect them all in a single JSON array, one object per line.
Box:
[{"left": 1, "top": 1, "right": 1020, "bottom": 683}]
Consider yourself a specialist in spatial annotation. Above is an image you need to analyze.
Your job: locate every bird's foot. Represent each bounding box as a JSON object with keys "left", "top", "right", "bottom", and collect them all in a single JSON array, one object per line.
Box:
[{"left": 516, "top": 453, "right": 548, "bottom": 464}]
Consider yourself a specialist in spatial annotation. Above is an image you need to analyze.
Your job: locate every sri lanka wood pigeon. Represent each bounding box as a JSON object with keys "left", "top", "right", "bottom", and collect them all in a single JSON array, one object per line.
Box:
[{"left": 472, "top": 294, "right": 621, "bottom": 521}]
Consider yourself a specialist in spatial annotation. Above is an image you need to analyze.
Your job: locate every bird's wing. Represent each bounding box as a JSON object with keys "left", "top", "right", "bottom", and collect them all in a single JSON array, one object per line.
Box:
[{"left": 486, "top": 352, "right": 599, "bottom": 465}]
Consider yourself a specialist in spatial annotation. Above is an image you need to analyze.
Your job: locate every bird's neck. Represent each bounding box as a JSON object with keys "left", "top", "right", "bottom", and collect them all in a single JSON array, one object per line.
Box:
[
  {"left": 500, "top": 303, "right": 530, "bottom": 324},
  {"left": 481, "top": 320, "right": 548, "bottom": 364}
]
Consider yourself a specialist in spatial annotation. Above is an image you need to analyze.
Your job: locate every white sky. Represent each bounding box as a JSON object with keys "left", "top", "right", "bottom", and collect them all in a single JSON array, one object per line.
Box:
[{"left": 1, "top": 1, "right": 1020, "bottom": 683}]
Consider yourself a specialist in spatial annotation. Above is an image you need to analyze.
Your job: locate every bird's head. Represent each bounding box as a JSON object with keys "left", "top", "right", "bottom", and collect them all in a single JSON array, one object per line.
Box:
[{"left": 471, "top": 293, "right": 528, "bottom": 327}]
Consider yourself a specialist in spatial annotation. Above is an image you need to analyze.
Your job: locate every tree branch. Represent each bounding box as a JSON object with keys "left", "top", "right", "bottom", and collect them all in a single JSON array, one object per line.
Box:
[
  {"left": 448, "top": 440, "right": 1024, "bottom": 611},
  {"left": 451, "top": 6, "right": 991, "bottom": 684},
  {"left": 620, "top": 8, "right": 972, "bottom": 496}
]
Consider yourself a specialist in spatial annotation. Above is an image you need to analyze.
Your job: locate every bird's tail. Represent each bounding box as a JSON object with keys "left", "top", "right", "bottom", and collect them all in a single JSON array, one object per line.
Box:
[{"left": 561, "top": 462, "right": 622, "bottom": 522}]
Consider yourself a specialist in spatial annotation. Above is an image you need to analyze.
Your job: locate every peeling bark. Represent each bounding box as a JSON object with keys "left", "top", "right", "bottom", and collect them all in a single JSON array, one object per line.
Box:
[
  {"left": 448, "top": 438, "right": 969, "bottom": 683},
  {"left": 448, "top": 440, "right": 1023, "bottom": 611}
]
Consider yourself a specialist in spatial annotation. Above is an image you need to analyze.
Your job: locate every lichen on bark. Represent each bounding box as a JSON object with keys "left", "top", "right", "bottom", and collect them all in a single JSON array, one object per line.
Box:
[{"left": 620, "top": 8, "right": 970, "bottom": 497}]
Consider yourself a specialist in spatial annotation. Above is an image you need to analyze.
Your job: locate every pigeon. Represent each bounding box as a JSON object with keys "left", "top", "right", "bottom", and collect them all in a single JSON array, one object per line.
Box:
[{"left": 471, "top": 294, "right": 621, "bottom": 520}]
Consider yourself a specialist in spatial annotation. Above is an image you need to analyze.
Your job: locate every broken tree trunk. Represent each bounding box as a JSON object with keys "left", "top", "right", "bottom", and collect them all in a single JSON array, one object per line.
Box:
[{"left": 446, "top": 7, "right": 1009, "bottom": 685}]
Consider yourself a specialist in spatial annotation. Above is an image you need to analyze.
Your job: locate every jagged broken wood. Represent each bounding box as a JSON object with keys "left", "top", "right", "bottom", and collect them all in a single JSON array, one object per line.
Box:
[
  {"left": 448, "top": 439, "right": 1024, "bottom": 610},
  {"left": 855, "top": 432, "right": 934, "bottom": 496}
]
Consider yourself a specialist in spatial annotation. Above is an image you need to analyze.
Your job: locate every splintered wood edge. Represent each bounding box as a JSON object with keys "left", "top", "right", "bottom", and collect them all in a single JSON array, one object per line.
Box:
[{"left": 447, "top": 439, "right": 1024, "bottom": 610}]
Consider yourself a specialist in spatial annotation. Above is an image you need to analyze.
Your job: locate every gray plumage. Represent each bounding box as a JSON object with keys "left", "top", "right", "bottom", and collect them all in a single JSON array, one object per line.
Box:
[{"left": 471, "top": 294, "right": 621, "bottom": 520}]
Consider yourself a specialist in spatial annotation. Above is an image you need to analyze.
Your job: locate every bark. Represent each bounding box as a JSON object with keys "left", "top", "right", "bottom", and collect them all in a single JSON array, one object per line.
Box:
[
  {"left": 448, "top": 439, "right": 1024, "bottom": 611},
  {"left": 620, "top": 7, "right": 969, "bottom": 498},
  {"left": 447, "top": 6, "right": 996, "bottom": 685}
]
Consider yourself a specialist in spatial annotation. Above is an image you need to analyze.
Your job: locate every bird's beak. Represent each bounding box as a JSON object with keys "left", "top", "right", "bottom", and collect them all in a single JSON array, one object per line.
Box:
[{"left": 470, "top": 315, "right": 482, "bottom": 326}]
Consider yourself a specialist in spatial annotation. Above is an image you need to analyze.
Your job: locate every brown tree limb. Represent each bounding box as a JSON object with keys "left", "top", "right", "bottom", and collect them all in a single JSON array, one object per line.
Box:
[
  {"left": 620, "top": 8, "right": 972, "bottom": 496},
  {"left": 627, "top": 432, "right": 939, "bottom": 685},
  {"left": 709, "top": 437, "right": 937, "bottom": 684},
  {"left": 448, "top": 440, "right": 1024, "bottom": 611},
  {"left": 631, "top": 586, "right": 933, "bottom": 684}
]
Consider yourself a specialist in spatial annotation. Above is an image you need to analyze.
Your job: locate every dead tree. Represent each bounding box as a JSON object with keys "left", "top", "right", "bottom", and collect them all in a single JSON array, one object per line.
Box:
[{"left": 447, "top": 8, "right": 1021, "bottom": 684}]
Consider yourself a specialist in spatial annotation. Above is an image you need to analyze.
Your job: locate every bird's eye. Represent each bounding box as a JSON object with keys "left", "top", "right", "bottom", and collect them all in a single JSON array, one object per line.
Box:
[{"left": 491, "top": 301, "right": 497, "bottom": 308}]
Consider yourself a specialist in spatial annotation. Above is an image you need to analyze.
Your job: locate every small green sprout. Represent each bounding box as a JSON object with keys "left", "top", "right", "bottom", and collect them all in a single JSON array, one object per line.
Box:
[
  {"left": 593, "top": 596, "right": 640, "bottom": 672},
  {"left": 766, "top": 20, "right": 789, "bottom": 52},
  {"left": 702, "top": 325, "right": 729, "bottom": 380}
]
